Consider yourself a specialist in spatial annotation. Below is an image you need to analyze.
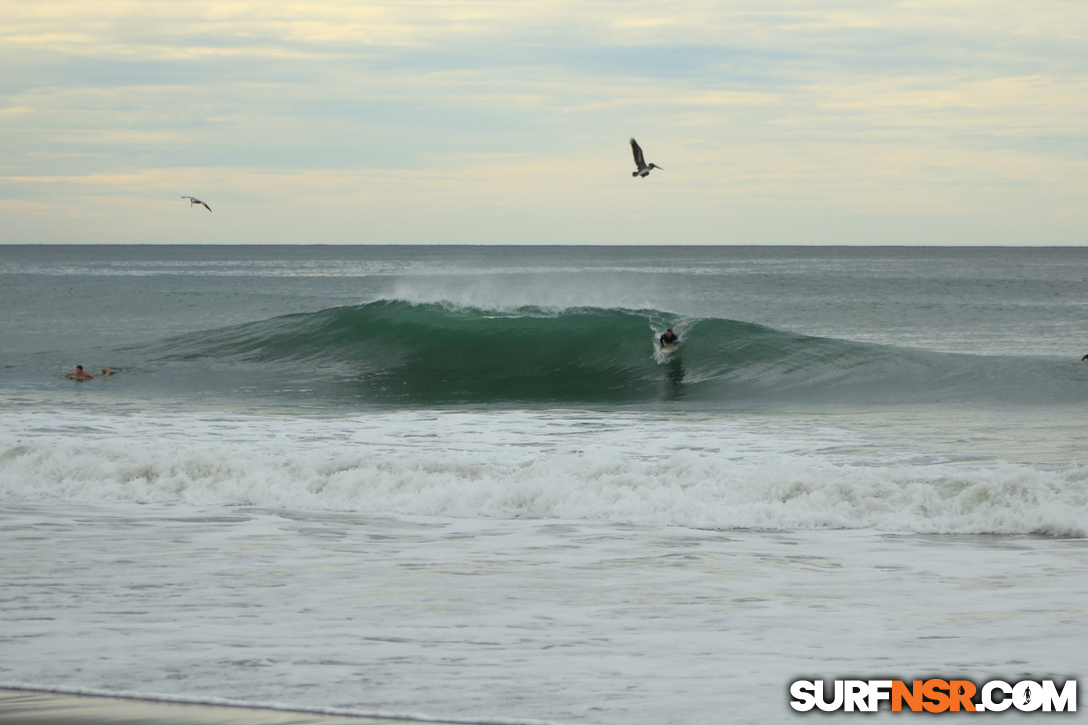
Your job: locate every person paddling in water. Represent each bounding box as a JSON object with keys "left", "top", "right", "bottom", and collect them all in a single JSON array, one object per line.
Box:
[
  {"left": 660, "top": 329, "right": 679, "bottom": 348},
  {"left": 65, "top": 365, "right": 95, "bottom": 380}
]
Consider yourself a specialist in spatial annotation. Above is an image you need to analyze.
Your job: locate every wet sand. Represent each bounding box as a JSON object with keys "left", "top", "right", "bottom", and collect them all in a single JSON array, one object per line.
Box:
[{"left": 0, "top": 689, "right": 463, "bottom": 725}]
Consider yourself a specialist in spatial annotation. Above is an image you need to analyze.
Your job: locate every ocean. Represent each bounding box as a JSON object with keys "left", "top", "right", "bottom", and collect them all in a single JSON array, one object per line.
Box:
[{"left": 1, "top": 244, "right": 1086, "bottom": 723}]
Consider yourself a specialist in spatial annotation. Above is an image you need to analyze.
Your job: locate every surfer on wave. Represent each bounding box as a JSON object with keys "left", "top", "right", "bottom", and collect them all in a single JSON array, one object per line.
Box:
[{"left": 660, "top": 329, "right": 679, "bottom": 349}]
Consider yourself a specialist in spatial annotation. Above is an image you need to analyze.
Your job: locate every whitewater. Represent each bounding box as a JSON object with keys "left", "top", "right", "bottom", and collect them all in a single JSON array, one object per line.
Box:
[{"left": 1, "top": 245, "right": 1087, "bottom": 724}]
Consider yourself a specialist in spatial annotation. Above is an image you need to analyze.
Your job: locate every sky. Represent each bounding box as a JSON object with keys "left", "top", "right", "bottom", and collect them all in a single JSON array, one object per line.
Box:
[{"left": 1, "top": 0, "right": 1086, "bottom": 245}]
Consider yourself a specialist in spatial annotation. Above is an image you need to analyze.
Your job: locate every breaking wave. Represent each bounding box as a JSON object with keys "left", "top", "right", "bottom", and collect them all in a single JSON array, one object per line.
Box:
[{"left": 143, "top": 300, "right": 1084, "bottom": 406}]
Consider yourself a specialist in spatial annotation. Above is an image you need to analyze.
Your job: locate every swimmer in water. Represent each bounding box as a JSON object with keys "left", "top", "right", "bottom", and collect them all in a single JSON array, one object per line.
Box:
[{"left": 65, "top": 365, "right": 95, "bottom": 380}]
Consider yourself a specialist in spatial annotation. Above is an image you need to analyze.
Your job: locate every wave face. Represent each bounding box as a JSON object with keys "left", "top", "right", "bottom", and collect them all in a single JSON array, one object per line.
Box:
[{"left": 154, "top": 300, "right": 1084, "bottom": 406}]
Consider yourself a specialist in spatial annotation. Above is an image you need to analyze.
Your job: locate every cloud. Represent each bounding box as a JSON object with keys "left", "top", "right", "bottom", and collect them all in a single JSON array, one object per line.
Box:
[{"left": 1, "top": 0, "right": 1086, "bottom": 244}]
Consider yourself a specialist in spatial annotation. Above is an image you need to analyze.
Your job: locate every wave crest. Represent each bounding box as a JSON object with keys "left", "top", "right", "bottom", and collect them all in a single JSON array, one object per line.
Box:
[{"left": 151, "top": 301, "right": 1084, "bottom": 405}]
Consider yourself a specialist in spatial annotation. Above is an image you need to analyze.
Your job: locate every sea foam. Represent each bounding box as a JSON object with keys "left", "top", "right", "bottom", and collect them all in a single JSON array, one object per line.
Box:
[{"left": 2, "top": 409, "right": 1084, "bottom": 537}]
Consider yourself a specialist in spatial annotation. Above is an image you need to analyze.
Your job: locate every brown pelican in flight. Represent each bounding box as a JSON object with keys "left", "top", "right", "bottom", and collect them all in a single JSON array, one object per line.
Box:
[
  {"left": 629, "top": 138, "right": 662, "bottom": 178},
  {"left": 181, "top": 196, "right": 212, "bottom": 212}
]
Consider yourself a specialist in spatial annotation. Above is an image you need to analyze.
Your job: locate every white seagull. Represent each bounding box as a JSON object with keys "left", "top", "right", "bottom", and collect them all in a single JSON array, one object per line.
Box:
[
  {"left": 181, "top": 196, "right": 212, "bottom": 212},
  {"left": 630, "top": 138, "right": 662, "bottom": 178}
]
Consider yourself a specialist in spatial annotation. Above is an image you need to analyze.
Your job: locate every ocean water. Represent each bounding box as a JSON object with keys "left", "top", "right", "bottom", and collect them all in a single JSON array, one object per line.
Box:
[{"left": 1, "top": 245, "right": 1087, "bottom": 723}]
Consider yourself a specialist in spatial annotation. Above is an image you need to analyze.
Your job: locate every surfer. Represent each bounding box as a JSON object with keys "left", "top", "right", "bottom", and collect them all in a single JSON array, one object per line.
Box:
[
  {"left": 1082, "top": 354, "right": 1088, "bottom": 362},
  {"left": 660, "top": 329, "right": 679, "bottom": 348},
  {"left": 65, "top": 365, "right": 95, "bottom": 380}
]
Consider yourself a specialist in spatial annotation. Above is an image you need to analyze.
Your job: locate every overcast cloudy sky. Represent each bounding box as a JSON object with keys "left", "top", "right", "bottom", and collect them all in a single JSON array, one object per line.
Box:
[{"left": 2, "top": 0, "right": 1086, "bottom": 245}]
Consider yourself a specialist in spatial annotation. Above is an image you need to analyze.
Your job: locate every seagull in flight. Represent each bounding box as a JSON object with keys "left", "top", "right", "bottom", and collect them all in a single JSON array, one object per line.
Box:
[
  {"left": 629, "top": 138, "right": 662, "bottom": 178},
  {"left": 181, "top": 196, "right": 212, "bottom": 212}
]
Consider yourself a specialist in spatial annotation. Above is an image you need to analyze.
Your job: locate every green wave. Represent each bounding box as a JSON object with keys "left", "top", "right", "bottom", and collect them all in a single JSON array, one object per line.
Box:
[{"left": 158, "top": 300, "right": 1085, "bottom": 405}]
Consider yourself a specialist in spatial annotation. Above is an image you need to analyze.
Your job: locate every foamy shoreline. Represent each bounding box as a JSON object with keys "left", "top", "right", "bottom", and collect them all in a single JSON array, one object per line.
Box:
[
  {"left": 0, "top": 687, "right": 512, "bottom": 725},
  {"left": 3, "top": 502, "right": 1085, "bottom": 724}
]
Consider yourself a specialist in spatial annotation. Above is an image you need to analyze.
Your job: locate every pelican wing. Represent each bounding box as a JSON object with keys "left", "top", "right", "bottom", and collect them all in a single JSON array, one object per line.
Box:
[
  {"left": 182, "top": 196, "right": 211, "bottom": 211},
  {"left": 630, "top": 138, "right": 646, "bottom": 170}
]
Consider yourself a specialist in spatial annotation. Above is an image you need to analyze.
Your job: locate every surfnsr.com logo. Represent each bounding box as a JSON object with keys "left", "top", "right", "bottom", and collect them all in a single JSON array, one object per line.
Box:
[{"left": 789, "top": 679, "right": 1076, "bottom": 713}]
